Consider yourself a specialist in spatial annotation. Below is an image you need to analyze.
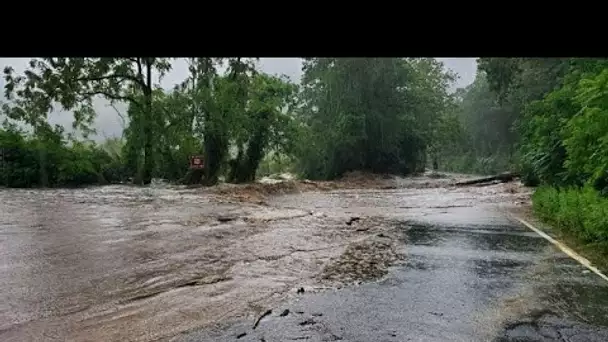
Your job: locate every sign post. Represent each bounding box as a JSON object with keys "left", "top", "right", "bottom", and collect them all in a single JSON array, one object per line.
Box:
[{"left": 189, "top": 155, "right": 205, "bottom": 170}]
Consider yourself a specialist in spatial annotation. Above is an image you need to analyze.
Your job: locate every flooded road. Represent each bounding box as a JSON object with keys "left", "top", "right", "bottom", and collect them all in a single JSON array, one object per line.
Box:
[{"left": 1, "top": 175, "right": 608, "bottom": 341}]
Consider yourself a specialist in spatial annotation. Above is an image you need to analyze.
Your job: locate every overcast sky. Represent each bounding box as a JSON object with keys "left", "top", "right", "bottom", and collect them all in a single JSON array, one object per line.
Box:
[{"left": 0, "top": 57, "right": 477, "bottom": 141}]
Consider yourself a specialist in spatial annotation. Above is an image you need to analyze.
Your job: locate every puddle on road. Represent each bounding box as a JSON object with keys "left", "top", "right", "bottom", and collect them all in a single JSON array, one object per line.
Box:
[
  {"left": 0, "top": 176, "right": 534, "bottom": 341},
  {"left": 404, "top": 222, "right": 547, "bottom": 253}
]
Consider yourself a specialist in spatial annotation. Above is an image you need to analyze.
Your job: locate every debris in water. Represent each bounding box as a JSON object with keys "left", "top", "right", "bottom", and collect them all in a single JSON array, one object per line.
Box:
[
  {"left": 427, "top": 172, "right": 447, "bottom": 179},
  {"left": 253, "top": 309, "right": 272, "bottom": 329},
  {"left": 312, "top": 313, "right": 323, "bottom": 317},
  {"left": 319, "top": 235, "right": 402, "bottom": 284},
  {"left": 346, "top": 217, "right": 360, "bottom": 225},
  {"left": 236, "top": 332, "right": 247, "bottom": 339},
  {"left": 299, "top": 318, "right": 316, "bottom": 326},
  {"left": 217, "top": 215, "right": 237, "bottom": 222},
  {"left": 454, "top": 171, "right": 519, "bottom": 187},
  {"left": 279, "top": 309, "right": 290, "bottom": 317}
]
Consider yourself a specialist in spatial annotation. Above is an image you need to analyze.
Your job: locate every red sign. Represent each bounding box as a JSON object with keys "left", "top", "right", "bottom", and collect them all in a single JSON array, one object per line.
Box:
[{"left": 189, "top": 155, "right": 204, "bottom": 169}]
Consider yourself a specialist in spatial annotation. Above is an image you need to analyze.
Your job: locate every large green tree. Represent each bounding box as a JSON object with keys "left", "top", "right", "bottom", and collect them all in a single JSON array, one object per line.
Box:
[
  {"left": 227, "top": 73, "right": 299, "bottom": 183},
  {"left": 296, "top": 58, "right": 454, "bottom": 179},
  {"left": 3, "top": 58, "right": 172, "bottom": 184}
]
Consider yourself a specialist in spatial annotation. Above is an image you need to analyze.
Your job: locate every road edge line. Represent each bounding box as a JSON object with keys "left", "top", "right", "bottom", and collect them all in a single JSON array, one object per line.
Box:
[{"left": 512, "top": 216, "right": 608, "bottom": 283}]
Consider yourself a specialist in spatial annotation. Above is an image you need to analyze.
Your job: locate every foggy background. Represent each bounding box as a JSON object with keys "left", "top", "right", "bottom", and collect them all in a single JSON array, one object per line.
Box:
[{"left": 0, "top": 58, "right": 477, "bottom": 141}]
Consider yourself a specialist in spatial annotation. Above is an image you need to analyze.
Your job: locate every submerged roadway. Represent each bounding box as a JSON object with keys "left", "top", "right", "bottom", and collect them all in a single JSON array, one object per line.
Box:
[
  {"left": 1, "top": 175, "right": 608, "bottom": 341},
  {"left": 180, "top": 181, "right": 608, "bottom": 342}
]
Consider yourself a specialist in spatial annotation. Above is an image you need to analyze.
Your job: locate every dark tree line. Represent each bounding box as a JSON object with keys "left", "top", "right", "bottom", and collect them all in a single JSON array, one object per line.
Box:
[
  {"left": 0, "top": 57, "right": 457, "bottom": 188},
  {"left": 5, "top": 57, "right": 608, "bottom": 197}
]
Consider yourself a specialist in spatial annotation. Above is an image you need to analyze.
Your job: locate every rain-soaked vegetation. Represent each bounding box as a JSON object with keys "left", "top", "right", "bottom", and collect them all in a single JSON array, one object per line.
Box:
[
  {"left": 0, "top": 58, "right": 454, "bottom": 187},
  {"left": 5, "top": 57, "right": 608, "bottom": 341},
  {"left": 474, "top": 58, "right": 608, "bottom": 253},
  {"left": 2, "top": 58, "right": 608, "bottom": 246}
]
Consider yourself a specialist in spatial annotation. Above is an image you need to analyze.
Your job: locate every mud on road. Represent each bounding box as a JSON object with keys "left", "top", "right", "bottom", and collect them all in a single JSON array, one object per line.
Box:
[{"left": 0, "top": 172, "right": 532, "bottom": 342}]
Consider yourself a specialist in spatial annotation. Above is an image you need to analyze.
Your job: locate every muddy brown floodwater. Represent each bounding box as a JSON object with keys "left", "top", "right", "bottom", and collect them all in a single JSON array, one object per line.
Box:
[{"left": 0, "top": 173, "right": 531, "bottom": 342}]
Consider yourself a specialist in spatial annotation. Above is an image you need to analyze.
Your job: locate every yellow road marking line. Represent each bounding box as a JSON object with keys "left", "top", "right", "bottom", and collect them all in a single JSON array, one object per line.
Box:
[{"left": 512, "top": 216, "right": 608, "bottom": 283}]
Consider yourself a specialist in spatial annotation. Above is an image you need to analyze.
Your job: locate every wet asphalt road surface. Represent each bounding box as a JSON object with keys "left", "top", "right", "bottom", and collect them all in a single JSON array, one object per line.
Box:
[
  {"left": 178, "top": 206, "right": 608, "bottom": 342},
  {"left": 2, "top": 178, "right": 608, "bottom": 341}
]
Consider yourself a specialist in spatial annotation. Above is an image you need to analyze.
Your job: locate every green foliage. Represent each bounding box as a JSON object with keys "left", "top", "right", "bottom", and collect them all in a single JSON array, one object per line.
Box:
[
  {"left": 3, "top": 57, "right": 173, "bottom": 184},
  {"left": 476, "top": 58, "right": 608, "bottom": 251},
  {"left": 563, "top": 69, "right": 608, "bottom": 193},
  {"left": 533, "top": 186, "right": 608, "bottom": 244},
  {"left": 513, "top": 59, "right": 608, "bottom": 189},
  {"left": 436, "top": 58, "right": 608, "bottom": 183},
  {"left": 188, "top": 58, "right": 255, "bottom": 185},
  {"left": 0, "top": 126, "right": 126, "bottom": 188},
  {"left": 432, "top": 71, "right": 517, "bottom": 175},
  {"left": 116, "top": 58, "right": 298, "bottom": 185},
  {"left": 519, "top": 81, "right": 576, "bottom": 186},
  {"left": 464, "top": 58, "right": 608, "bottom": 186},
  {"left": 228, "top": 73, "right": 299, "bottom": 183},
  {"left": 16, "top": 56, "right": 600, "bottom": 189},
  {"left": 295, "top": 58, "right": 454, "bottom": 180}
]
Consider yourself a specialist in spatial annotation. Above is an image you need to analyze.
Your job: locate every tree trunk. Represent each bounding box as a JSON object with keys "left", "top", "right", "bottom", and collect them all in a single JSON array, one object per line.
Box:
[
  {"left": 203, "top": 133, "right": 223, "bottom": 186},
  {"left": 454, "top": 172, "right": 520, "bottom": 186},
  {"left": 136, "top": 58, "right": 154, "bottom": 185},
  {"left": 37, "top": 142, "right": 49, "bottom": 187},
  {"left": 181, "top": 142, "right": 205, "bottom": 185},
  {"left": 227, "top": 147, "right": 244, "bottom": 183},
  {"left": 233, "top": 124, "right": 268, "bottom": 184},
  {"left": 142, "top": 60, "right": 154, "bottom": 185},
  {"left": 182, "top": 168, "right": 205, "bottom": 185}
]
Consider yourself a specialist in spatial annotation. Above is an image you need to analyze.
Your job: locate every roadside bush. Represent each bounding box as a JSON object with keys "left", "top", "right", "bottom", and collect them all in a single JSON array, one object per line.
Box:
[
  {"left": 0, "top": 128, "right": 126, "bottom": 188},
  {"left": 533, "top": 186, "right": 608, "bottom": 244}
]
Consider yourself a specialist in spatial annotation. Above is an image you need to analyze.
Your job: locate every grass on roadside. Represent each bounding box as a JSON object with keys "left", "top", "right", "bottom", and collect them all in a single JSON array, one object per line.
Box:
[{"left": 532, "top": 185, "right": 608, "bottom": 270}]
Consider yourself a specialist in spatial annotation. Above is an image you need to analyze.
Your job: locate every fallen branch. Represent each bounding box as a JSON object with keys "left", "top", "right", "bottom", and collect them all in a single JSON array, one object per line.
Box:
[
  {"left": 454, "top": 172, "right": 520, "bottom": 187},
  {"left": 253, "top": 309, "right": 272, "bottom": 329}
]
